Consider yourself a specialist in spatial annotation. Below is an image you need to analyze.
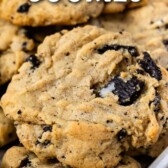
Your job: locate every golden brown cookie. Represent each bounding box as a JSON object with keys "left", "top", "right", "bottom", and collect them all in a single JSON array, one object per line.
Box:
[
  {"left": 103, "top": 0, "right": 148, "bottom": 14},
  {"left": 0, "top": 0, "right": 103, "bottom": 26},
  {"left": 1, "top": 146, "right": 66, "bottom": 168},
  {"left": 92, "top": 2, "right": 168, "bottom": 69},
  {"left": 1, "top": 146, "right": 141, "bottom": 168},
  {"left": 2, "top": 25, "right": 168, "bottom": 168}
]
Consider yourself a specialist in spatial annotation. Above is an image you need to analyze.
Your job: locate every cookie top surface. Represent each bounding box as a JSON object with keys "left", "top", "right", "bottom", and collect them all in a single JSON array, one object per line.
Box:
[
  {"left": 0, "top": 19, "right": 35, "bottom": 85},
  {"left": 2, "top": 25, "right": 168, "bottom": 167},
  {"left": 0, "top": 0, "right": 104, "bottom": 26}
]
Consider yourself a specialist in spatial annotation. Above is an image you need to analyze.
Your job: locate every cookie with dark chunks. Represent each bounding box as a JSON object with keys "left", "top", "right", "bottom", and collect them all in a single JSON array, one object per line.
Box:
[
  {"left": 1, "top": 146, "right": 141, "bottom": 168},
  {"left": 2, "top": 26, "right": 168, "bottom": 168},
  {"left": 1, "top": 146, "right": 66, "bottom": 168},
  {"left": 92, "top": 2, "right": 168, "bottom": 70},
  {"left": 0, "top": 19, "right": 35, "bottom": 86},
  {"left": 0, "top": 0, "right": 104, "bottom": 26},
  {"left": 0, "top": 107, "right": 17, "bottom": 147},
  {"left": 0, "top": 0, "right": 148, "bottom": 26},
  {"left": 97, "top": 2, "right": 168, "bottom": 33}
]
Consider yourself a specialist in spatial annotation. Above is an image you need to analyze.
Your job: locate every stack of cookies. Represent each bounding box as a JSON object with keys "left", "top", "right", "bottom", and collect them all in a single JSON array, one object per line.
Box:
[{"left": 0, "top": 0, "right": 168, "bottom": 167}]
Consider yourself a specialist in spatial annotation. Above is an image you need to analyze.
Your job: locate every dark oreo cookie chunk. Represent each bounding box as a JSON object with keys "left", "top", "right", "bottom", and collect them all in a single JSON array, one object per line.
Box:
[
  {"left": 17, "top": 3, "right": 31, "bottom": 13},
  {"left": 100, "top": 75, "right": 145, "bottom": 106},
  {"left": 42, "top": 140, "right": 51, "bottom": 146},
  {"left": 136, "top": 69, "right": 145, "bottom": 75},
  {"left": 97, "top": 44, "right": 139, "bottom": 57},
  {"left": 19, "top": 157, "right": 31, "bottom": 168},
  {"left": 22, "top": 42, "right": 28, "bottom": 52},
  {"left": 26, "top": 55, "right": 41, "bottom": 70},
  {"left": 117, "top": 128, "right": 127, "bottom": 141},
  {"left": 139, "top": 52, "right": 162, "bottom": 81},
  {"left": 43, "top": 125, "right": 52, "bottom": 132}
]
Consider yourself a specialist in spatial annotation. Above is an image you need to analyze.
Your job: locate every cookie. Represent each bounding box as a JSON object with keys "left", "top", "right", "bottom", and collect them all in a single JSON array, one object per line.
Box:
[
  {"left": 0, "top": 19, "right": 35, "bottom": 86},
  {"left": 0, "top": 0, "right": 148, "bottom": 26},
  {"left": 93, "top": 2, "right": 168, "bottom": 69},
  {"left": 0, "top": 106, "right": 17, "bottom": 147},
  {"left": 128, "top": 129, "right": 168, "bottom": 158},
  {"left": 116, "top": 156, "right": 141, "bottom": 168},
  {"left": 139, "top": 131, "right": 168, "bottom": 158},
  {"left": 133, "top": 29, "right": 168, "bottom": 70},
  {"left": 150, "top": 0, "right": 168, "bottom": 4},
  {"left": 127, "top": 0, "right": 148, "bottom": 8},
  {"left": 1, "top": 146, "right": 141, "bottom": 168},
  {"left": 103, "top": 0, "right": 148, "bottom": 14},
  {"left": 103, "top": 2, "right": 128, "bottom": 14},
  {"left": 130, "top": 130, "right": 168, "bottom": 158},
  {"left": 95, "top": 2, "right": 168, "bottom": 33},
  {"left": 0, "top": 0, "right": 104, "bottom": 26},
  {"left": 1, "top": 146, "right": 66, "bottom": 168},
  {"left": 2, "top": 25, "right": 168, "bottom": 168}
]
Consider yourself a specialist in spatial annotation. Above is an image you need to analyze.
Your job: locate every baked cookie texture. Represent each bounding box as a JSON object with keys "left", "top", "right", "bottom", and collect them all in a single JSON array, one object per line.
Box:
[
  {"left": 1, "top": 146, "right": 66, "bottom": 168},
  {"left": 2, "top": 25, "right": 168, "bottom": 168},
  {"left": 93, "top": 2, "right": 168, "bottom": 69},
  {"left": 139, "top": 130, "right": 168, "bottom": 158},
  {"left": 103, "top": 0, "right": 148, "bottom": 14},
  {"left": 92, "top": 2, "right": 168, "bottom": 157},
  {"left": 95, "top": 2, "right": 168, "bottom": 33},
  {"left": 0, "top": 0, "right": 104, "bottom": 26},
  {"left": 0, "top": 107, "right": 17, "bottom": 147},
  {"left": 0, "top": 0, "right": 147, "bottom": 26},
  {"left": 0, "top": 19, "right": 35, "bottom": 85},
  {"left": 1, "top": 146, "right": 141, "bottom": 168}
]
